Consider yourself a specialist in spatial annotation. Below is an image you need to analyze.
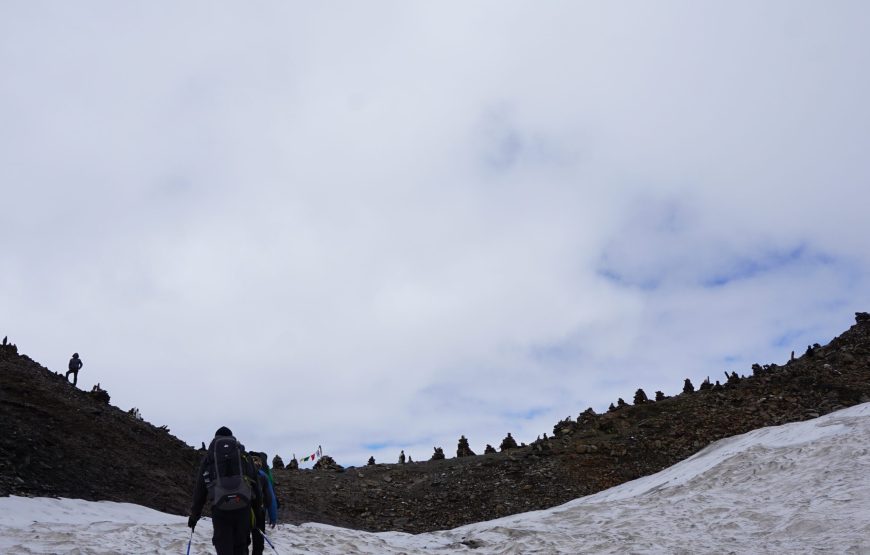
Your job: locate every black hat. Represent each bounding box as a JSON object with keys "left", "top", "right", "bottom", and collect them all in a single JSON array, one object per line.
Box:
[{"left": 215, "top": 426, "right": 233, "bottom": 437}]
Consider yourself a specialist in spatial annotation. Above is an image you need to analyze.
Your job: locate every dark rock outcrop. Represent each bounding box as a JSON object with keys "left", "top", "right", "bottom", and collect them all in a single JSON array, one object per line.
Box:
[{"left": 0, "top": 348, "right": 199, "bottom": 514}]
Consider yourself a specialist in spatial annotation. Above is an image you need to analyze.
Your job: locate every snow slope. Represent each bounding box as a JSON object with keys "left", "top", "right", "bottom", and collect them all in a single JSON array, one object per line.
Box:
[{"left": 3, "top": 403, "right": 870, "bottom": 554}]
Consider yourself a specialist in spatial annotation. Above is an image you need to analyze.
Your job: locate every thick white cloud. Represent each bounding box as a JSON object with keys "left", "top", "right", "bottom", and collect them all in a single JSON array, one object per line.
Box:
[{"left": 1, "top": 2, "right": 869, "bottom": 465}]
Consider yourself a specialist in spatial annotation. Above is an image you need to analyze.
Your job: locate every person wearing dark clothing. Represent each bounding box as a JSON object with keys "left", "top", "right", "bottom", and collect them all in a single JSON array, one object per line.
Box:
[
  {"left": 66, "top": 353, "right": 83, "bottom": 386},
  {"left": 251, "top": 454, "right": 278, "bottom": 555},
  {"left": 189, "top": 427, "right": 260, "bottom": 555}
]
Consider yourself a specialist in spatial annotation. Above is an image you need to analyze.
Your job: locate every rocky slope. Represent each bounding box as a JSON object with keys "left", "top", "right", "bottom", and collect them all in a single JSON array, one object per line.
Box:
[
  {"left": 0, "top": 346, "right": 200, "bottom": 514},
  {"left": 272, "top": 312, "right": 870, "bottom": 532},
  {"left": 2, "top": 313, "right": 869, "bottom": 533}
]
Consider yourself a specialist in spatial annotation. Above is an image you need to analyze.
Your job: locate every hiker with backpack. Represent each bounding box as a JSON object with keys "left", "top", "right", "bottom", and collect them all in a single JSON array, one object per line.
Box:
[
  {"left": 188, "top": 427, "right": 261, "bottom": 555},
  {"left": 255, "top": 452, "right": 280, "bottom": 510},
  {"left": 251, "top": 454, "right": 278, "bottom": 555},
  {"left": 66, "top": 353, "right": 83, "bottom": 386}
]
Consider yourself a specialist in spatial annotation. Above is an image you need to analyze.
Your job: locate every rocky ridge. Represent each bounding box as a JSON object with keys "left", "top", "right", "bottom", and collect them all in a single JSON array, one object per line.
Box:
[
  {"left": 0, "top": 346, "right": 200, "bottom": 514},
  {"left": 2, "top": 313, "right": 869, "bottom": 533}
]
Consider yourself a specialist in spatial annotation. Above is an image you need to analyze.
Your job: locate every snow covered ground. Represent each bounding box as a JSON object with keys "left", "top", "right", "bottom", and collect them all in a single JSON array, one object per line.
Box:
[{"left": 3, "top": 403, "right": 870, "bottom": 554}]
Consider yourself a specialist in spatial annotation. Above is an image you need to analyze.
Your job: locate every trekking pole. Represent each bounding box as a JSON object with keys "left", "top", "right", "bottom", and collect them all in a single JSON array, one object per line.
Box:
[
  {"left": 186, "top": 527, "right": 194, "bottom": 555},
  {"left": 259, "top": 528, "right": 280, "bottom": 554}
]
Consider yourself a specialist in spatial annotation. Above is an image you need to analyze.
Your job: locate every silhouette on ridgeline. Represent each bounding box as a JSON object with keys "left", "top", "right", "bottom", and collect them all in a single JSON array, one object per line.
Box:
[
  {"left": 499, "top": 433, "right": 518, "bottom": 452},
  {"left": 456, "top": 435, "right": 475, "bottom": 457},
  {"left": 683, "top": 378, "right": 695, "bottom": 394},
  {"left": 66, "top": 353, "right": 83, "bottom": 387},
  {"left": 633, "top": 389, "right": 648, "bottom": 404}
]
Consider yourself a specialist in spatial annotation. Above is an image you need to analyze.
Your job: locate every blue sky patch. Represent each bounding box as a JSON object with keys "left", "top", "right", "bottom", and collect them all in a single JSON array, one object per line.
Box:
[
  {"left": 772, "top": 329, "right": 806, "bottom": 348},
  {"left": 597, "top": 267, "right": 661, "bottom": 291},
  {"left": 502, "top": 407, "right": 550, "bottom": 421},
  {"left": 701, "top": 244, "right": 836, "bottom": 288}
]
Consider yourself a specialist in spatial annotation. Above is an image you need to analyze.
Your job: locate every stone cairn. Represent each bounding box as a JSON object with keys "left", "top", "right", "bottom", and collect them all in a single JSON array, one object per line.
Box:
[
  {"left": 456, "top": 435, "right": 475, "bottom": 457},
  {"left": 553, "top": 416, "right": 577, "bottom": 437},
  {"left": 499, "top": 433, "right": 518, "bottom": 451},
  {"left": 633, "top": 388, "right": 648, "bottom": 404},
  {"left": 531, "top": 433, "right": 551, "bottom": 452},
  {"left": 367, "top": 456, "right": 376, "bottom": 465},
  {"left": 683, "top": 378, "right": 695, "bottom": 394},
  {"left": 89, "top": 383, "right": 110, "bottom": 404},
  {"left": 272, "top": 455, "right": 285, "bottom": 470},
  {"left": 430, "top": 447, "right": 446, "bottom": 461},
  {"left": 313, "top": 455, "right": 343, "bottom": 472},
  {"left": 287, "top": 456, "right": 299, "bottom": 470},
  {"left": 398, "top": 450, "right": 406, "bottom": 464},
  {"left": 578, "top": 407, "right": 597, "bottom": 426},
  {"left": 0, "top": 336, "right": 18, "bottom": 356},
  {"left": 483, "top": 444, "right": 496, "bottom": 454}
]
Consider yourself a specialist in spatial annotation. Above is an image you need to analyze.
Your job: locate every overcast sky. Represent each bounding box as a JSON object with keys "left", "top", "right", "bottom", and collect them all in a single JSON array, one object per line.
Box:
[{"left": 2, "top": 2, "right": 869, "bottom": 467}]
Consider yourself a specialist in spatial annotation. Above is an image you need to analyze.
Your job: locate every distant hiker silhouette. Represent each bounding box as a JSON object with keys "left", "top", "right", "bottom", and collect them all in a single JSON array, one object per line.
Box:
[
  {"left": 189, "top": 427, "right": 260, "bottom": 555},
  {"left": 66, "top": 353, "right": 83, "bottom": 386}
]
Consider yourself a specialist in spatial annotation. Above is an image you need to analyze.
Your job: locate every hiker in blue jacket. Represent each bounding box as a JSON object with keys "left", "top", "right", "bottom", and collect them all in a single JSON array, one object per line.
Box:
[{"left": 251, "top": 453, "right": 278, "bottom": 555}]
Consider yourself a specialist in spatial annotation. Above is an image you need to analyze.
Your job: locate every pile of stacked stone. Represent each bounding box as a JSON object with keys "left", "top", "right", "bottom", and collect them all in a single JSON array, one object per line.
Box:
[
  {"left": 633, "top": 388, "right": 648, "bottom": 404},
  {"left": 683, "top": 378, "right": 695, "bottom": 393},
  {"left": 430, "top": 447, "right": 445, "bottom": 460},
  {"left": 312, "top": 455, "right": 343, "bottom": 472},
  {"left": 483, "top": 444, "right": 496, "bottom": 454},
  {"left": 577, "top": 407, "right": 597, "bottom": 426},
  {"left": 456, "top": 435, "right": 475, "bottom": 457},
  {"left": 272, "top": 455, "right": 285, "bottom": 470},
  {"left": 88, "top": 383, "right": 110, "bottom": 404},
  {"left": 530, "top": 434, "right": 551, "bottom": 452},
  {"left": 553, "top": 416, "right": 578, "bottom": 437},
  {"left": 499, "top": 433, "right": 518, "bottom": 451},
  {"left": 0, "top": 336, "right": 17, "bottom": 356}
]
